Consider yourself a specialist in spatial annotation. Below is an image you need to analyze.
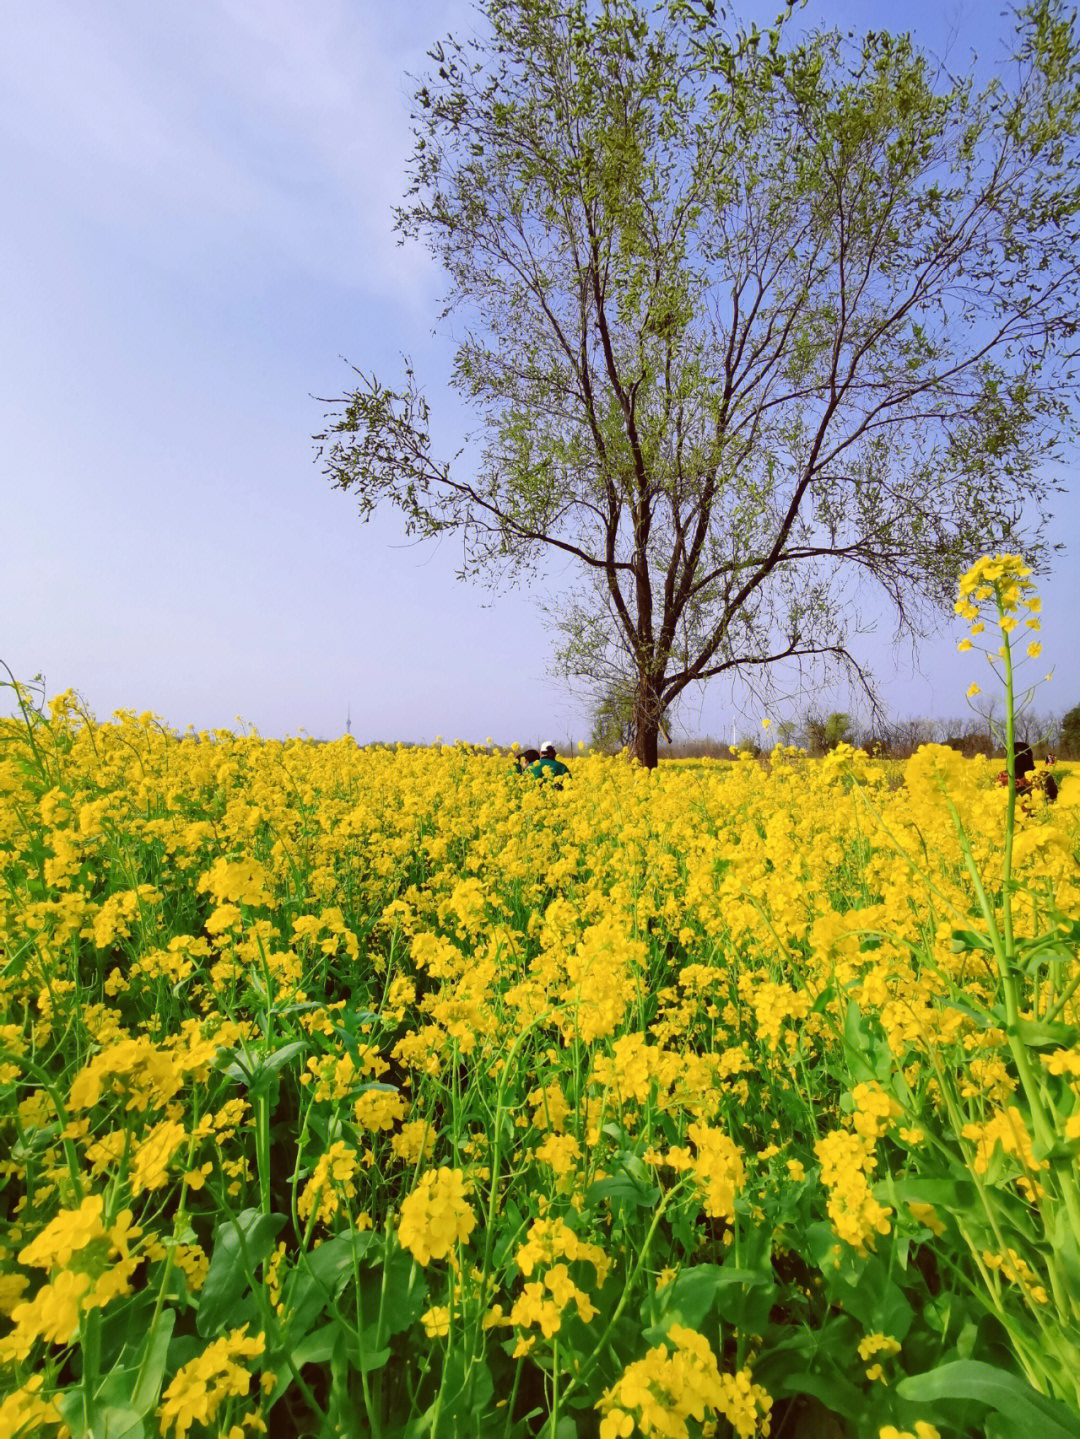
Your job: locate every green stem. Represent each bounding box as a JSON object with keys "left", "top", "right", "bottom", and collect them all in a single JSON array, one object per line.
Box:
[
  {"left": 559, "top": 1182, "right": 683, "bottom": 1407},
  {"left": 501, "top": 1359, "right": 524, "bottom": 1439},
  {"left": 550, "top": 1338, "right": 560, "bottom": 1436},
  {"left": 0, "top": 1046, "right": 83, "bottom": 1201}
]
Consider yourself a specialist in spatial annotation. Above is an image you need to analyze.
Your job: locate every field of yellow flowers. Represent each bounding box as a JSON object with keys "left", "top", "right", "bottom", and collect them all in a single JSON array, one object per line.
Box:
[{"left": 3, "top": 559, "right": 1080, "bottom": 1439}]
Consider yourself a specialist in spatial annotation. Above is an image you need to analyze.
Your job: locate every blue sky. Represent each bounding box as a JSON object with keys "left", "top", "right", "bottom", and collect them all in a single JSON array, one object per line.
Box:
[{"left": 3, "top": 0, "right": 1077, "bottom": 746}]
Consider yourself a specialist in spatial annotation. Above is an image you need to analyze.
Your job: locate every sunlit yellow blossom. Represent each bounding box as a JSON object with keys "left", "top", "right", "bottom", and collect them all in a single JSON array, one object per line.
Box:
[
  {"left": 421, "top": 1306, "right": 450, "bottom": 1338},
  {"left": 815, "top": 1130, "right": 891, "bottom": 1254},
  {"left": 7, "top": 1269, "right": 92, "bottom": 1353},
  {"left": 398, "top": 1168, "right": 476, "bottom": 1265},
  {"left": 515, "top": 1218, "right": 610, "bottom": 1287},
  {"left": 907, "top": 1202, "right": 945, "bottom": 1237},
  {"left": 298, "top": 1141, "right": 361, "bottom": 1226},
  {"left": 983, "top": 1247, "right": 1049, "bottom": 1305},
  {"left": 18, "top": 1194, "right": 107, "bottom": 1268},
  {"left": 157, "top": 1327, "right": 266, "bottom": 1439},
  {"left": 0, "top": 1375, "right": 63, "bottom": 1435},
  {"left": 858, "top": 1333, "right": 901, "bottom": 1382},
  {"left": 354, "top": 1087, "right": 407, "bottom": 1132},
  {"left": 596, "top": 1327, "right": 771, "bottom": 1439},
  {"left": 535, "top": 1132, "right": 582, "bottom": 1175},
  {"left": 390, "top": 1120, "right": 436, "bottom": 1165},
  {"left": 131, "top": 1119, "right": 187, "bottom": 1195}
]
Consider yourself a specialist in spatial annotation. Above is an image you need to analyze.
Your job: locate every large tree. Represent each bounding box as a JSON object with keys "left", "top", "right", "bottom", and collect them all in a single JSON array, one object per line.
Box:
[{"left": 317, "top": 0, "right": 1080, "bottom": 766}]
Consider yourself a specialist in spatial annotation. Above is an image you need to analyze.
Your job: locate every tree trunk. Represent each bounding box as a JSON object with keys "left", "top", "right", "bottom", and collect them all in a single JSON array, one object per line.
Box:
[
  {"left": 631, "top": 721, "right": 660, "bottom": 769},
  {"left": 630, "top": 676, "right": 662, "bottom": 769}
]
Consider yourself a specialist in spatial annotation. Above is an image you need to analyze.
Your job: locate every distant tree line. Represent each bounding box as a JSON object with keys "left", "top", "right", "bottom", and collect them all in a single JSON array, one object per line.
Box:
[{"left": 593, "top": 699, "right": 1080, "bottom": 761}]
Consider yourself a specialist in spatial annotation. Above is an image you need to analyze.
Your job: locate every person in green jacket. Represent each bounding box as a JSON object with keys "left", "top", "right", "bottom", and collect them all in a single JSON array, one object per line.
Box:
[
  {"left": 528, "top": 742, "right": 570, "bottom": 785},
  {"left": 510, "top": 747, "right": 541, "bottom": 776}
]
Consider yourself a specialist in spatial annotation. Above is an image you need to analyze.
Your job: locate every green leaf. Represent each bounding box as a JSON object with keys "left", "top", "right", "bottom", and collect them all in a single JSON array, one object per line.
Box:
[
  {"left": 356, "top": 1334, "right": 392, "bottom": 1373},
  {"left": 896, "top": 1361, "right": 1080, "bottom": 1437},
  {"left": 1021, "top": 937, "right": 1080, "bottom": 973},
  {"left": 355, "top": 1244, "right": 428, "bottom": 1347},
  {"left": 773, "top": 1366, "right": 867, "bottom": 1423},
  {"left": 950, "top": 928, "right": 995, "bottom": 953},
  {"left": 130, "top": 1308, "right": 176, "bottom": 1415},
  {"left": 197, "top": 1209, "right": 287, "bottom": 1337},
  {"left": 56, "top": 1392, "right": 144, "bottom": 1439},
  {"left": 290, "top": 1320, "right": 337, "bottom": 1369},
  {"left": 944, "top": 998, "right": 993, "bottom": 1029},
  {"left": 1011, "top": 1018, "right": 1079, "bottom": 1049},
  {"left": 839, "top": 1266, "right": 913, "bottom": 1342},
  {"left": 284, "top": 1229, "right": 377, "bottom": 1336},
  {"left": 166, "top": 1334, "right": 202, "bottom": 1371},
  {"left": 642, "top": 1263, "right": 772, "bottom": 1343},
  {"left": 61, "top": 1308, "right": 178, "bottom": 1438},
  {"left": 886, "top": 1176, "right": 977, "bottom": 1211},
  {"left": 10, "top": 1121, "right": 60, "bottom": 1162},
  {"left": 586, "top": 1175, "right": 660, "bottom": 1207},
  {"left": 642, "top": 1264, "right": 725, "bottom": 1336},
  {"left": 810, "top": 983, "right": 836, "bottom": 1015},
  {"left": 380, "top": 1247, "right": 428, "bottom": 1337},
  {"left": 1052, "top": 1208, "right": 1080, "bottom": 1292},
  {"left": 435, "top": 1349, "right": 495, "bottom": 1429},
  {"left": 220, "top": 1039, "right": 308, "bottom": 1086},
  {"left": 842, "top": 1000, "right": 893, "bottom": 1081},
  {"left": 844, "top": 999, "right": 871, "bottom": 1052}
]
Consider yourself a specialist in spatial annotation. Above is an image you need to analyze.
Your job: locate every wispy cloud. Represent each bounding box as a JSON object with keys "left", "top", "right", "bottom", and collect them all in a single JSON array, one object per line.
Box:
[{"left": 1, "top": 0, "right": 472, "bottom": 302}]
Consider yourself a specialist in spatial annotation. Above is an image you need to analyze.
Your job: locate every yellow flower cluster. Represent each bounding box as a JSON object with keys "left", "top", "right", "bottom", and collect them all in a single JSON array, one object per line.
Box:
[
  {"left": 954, "top": 554, "right": 1044, "bottom": 663},
  {"left": 961, "top": 1105, "right": 1047, "bottom": 1200},
  {"left": 298, "top": 1140, "right": 362, "bottom": 1226},
  {"left": 954, "top": 553, "right": 1038, "bottom": 628},
  {"left": 858, "top": 1331, "right": 902, "bottom": 1383},
  {"left": 814, "top": 1130, "right": 892, "bottom": 1255},
  {"left": 398, "top": 1167, "right": 477, "bottom": 1266},
  {"left": 597, "top": 1326, "right": 771, "bottom": 1439},
  {"left": 0, "top": 1375, "right": 62, "bottom": 1435},
  {"left": 982, "top": 1246, "right": 1050, "bottom": 1306},
  {"left": 665, "top": 1123, "right": 746, "bottom": 1221},
  {"left": 157, "top": 1325, "right": 265, "bottom": 1439},
  {"left": 1, "top": 1196, "right": 144, "bottom": 1364}
]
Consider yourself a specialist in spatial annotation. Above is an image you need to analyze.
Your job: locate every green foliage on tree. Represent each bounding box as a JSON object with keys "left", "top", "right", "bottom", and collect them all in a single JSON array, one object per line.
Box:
[
  {"left": 1061, "top": 703, "right": 1080, "bottom": 757},
  {"left": 734, "top": 733, "right": 763, "bottom": 758},
  {"left": 803, "top": 710, "right": 853, "bottom": 754},
  {"left": 317, "top": 0, "right": 1080, "bottom": 767},
  {"left": 804, "top": 715, "right": 827, "bottom": 756},
  {"left": 825, "top": 712, "right": 853, "bottom": 750},
  {"left": 590, "top": 685, "right": 635, "bottom": 752}
]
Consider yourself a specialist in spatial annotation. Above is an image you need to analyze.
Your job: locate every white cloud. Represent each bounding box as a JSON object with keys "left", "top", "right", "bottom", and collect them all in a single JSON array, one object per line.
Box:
[
  {"left": 1, "top": 0, "right": 473, "bottom": 302},
  {"left": 2, "top": 5, "right": 257, "bottom": 217}
]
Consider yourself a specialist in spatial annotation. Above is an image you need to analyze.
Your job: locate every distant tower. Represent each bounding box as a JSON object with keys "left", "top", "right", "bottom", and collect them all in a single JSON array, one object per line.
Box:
[{"left": 346, "top": 705, "right": 352, "bottom": 737}]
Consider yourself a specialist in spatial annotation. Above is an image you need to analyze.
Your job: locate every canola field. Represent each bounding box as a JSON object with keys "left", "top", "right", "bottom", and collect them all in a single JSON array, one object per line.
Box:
[{"left": 3, "top": 565, "right": 1080, "bottom": 1439}]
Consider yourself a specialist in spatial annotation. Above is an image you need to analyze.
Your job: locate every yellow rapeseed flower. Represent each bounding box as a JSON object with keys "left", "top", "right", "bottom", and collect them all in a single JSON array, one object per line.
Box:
[{"left": 398, "top": 1168, "right": 476, "bottom": 1266}]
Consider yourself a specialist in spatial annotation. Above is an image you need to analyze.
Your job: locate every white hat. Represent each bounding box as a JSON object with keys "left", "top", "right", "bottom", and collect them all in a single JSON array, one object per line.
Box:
[{"left": 541, "top": 740, "right": 557, "bottom": 752}]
